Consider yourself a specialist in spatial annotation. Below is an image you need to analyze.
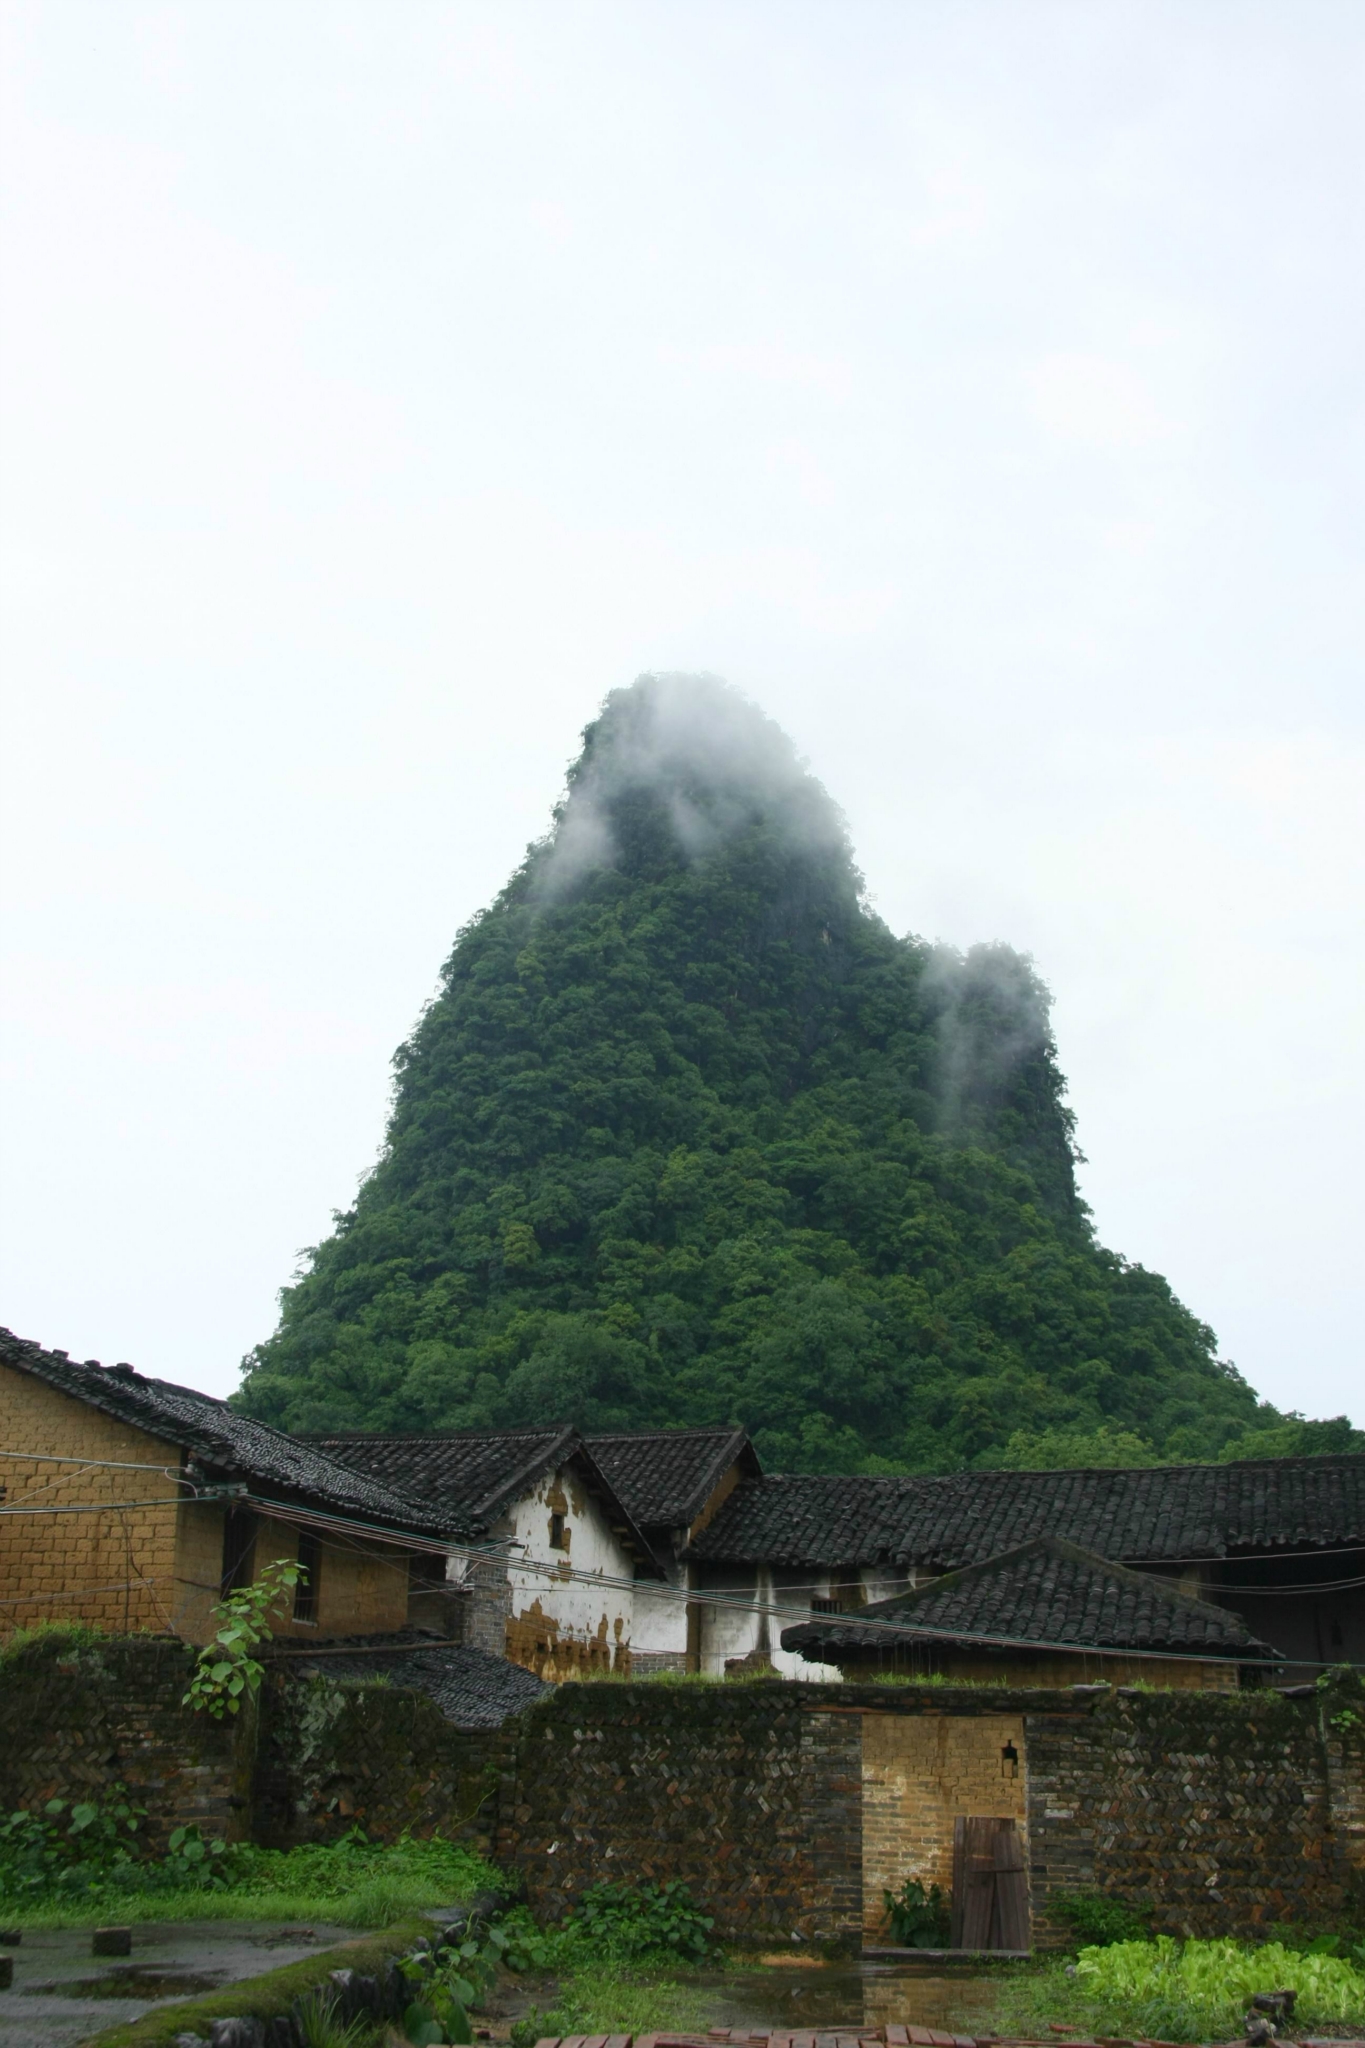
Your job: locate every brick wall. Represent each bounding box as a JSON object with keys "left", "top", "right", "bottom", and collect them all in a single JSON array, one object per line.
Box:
[
  {"left": 0, "top": 1364, "right": 184, "bottom": 1638},
  {"left": 862, "top": 1710, "right": 1026, "bottom": 1937},
  {"left": 0, "top": 1367, "right": 418, "bottom": 1647},
  {"left": 0, "top": 1632, "right": 249, "bottom": 1849},
  {"left": 464, "top": 1555, "right": 512, "bottom": 1657},
  {"left": 890, "top": 1650, "right": 1238, "bottom": 1692}
]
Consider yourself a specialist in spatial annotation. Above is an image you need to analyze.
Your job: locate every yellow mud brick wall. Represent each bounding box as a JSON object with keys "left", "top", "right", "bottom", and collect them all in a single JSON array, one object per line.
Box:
[
  {"left": 0, "top": 1365, "right": 184, "bottom": 1637},
  {"left": 1, "top": 1367, "right": 411, "bottom": 1644},
  {"left": 175, "top": 1508, "right": 412, "bottom": 1643},
  {"left": 930, "top": 1649, "right": 1236, "bottom": 1691},
  {"left": 861, "top": 1712, "right": 1027, "bottom": 1939}
]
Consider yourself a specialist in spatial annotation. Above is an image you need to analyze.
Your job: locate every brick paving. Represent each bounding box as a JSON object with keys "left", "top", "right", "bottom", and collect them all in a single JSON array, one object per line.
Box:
[{"left": 533, "top": 2036, "right": 1365, "bottom": 2048}]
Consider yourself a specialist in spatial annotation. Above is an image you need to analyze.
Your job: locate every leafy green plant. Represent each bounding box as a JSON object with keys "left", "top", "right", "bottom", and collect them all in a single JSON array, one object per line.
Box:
[
  {"left": 1051, "top": 1888, "right": 1150, "bottom": 1948},
  {"left": 0, "top": 1788, "right": 145, "bottom": 1899},
  {"left": 496, "top": 1883, "right": 714, "bottom": 1994},
  {"left": 1072, "top": 1936, "right": 1365, "bottom": 2038},
  {"left": 0, "top": 1809, "right": 500, "bottom": 1926},
  {"left": 1316, "top": 1666, "right": 1364, "bottom": 1735},
  {"left": 995, "top": 1936, "right": 1365, "bottom": 2045},
  {"left": 183, "top": 1555, "right": 304, "bottom": 1718},
  {"left": 571, "top": 1879, "right": 713, "bottom": 1961},
  {"left": 882, "top": 1875, "right": 951, "bottom": 1947},
  {"left": 159, "top": 1822, "right": 231, "bottom": 1889},
  {"left": 401, "top": 1920, "right": 509, "bottom": 2044}
]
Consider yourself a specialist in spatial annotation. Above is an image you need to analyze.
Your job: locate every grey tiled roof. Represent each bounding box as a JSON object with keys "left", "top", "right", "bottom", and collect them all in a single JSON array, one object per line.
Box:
[
  {"left": 303, "top": 1426, "right": 579, "bottom": 1537},
  {"left": 690, "top": 1457, "right": 1365, "bottom": 1570},
  {"left": 0, "top": 1329, "right": 452, "bottom": 1537},
  {"left": 303, "top": 1425, "right": 665, "bottom": 1572},
  {"left": 586, "top": 1426, "right": 760, "bottom": 1529},
  {"left": 273, "top": 1635, "right": 550, "bottom": 1729},
  {"left": 781, "top": 1536, "right": 1274, "bottom": 1662}
]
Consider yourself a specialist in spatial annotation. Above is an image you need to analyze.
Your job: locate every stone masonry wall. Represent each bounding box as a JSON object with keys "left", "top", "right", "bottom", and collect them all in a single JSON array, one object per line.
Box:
[
  {"left": 499, "top": 1683, "right": 864, "bottom": 1947},
  {"left": 1025, "top": 1688, "right": 1351, "bottom": 1942},
  {"left": 251, "top": 1669, "right": 505, "bottom": 1858},
  {"left": 0, "top": 1633, "right": 249, "bottom": 1850},
  {"left": 2, "top": 1636, "right": 1361, "bottom": 1953}
]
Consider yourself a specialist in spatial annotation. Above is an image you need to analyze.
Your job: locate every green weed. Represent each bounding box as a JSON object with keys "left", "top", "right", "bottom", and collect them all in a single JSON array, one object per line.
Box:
[{"left": 995, "top": 1936, "right": 1365, "bottom": 2044}]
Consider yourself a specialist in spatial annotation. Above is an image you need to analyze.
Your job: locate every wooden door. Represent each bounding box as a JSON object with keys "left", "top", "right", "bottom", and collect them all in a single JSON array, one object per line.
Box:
[{"left": 951, "top": 1816, "right": 1029, "bottom": 1951}]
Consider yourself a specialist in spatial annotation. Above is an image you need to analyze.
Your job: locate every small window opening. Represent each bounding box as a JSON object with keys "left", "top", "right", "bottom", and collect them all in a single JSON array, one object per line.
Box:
[
  {"left": 1001, "top": 1740, "right": 1020, "bottom": 1779},
  {"left": 220, "top": 1507, "right": 257, "bottom": 1596},
  {"left": 409, "top": 1550, "right": 446, "bottom": 1589},
  {"left": 1329, "top": 1619, "right": 1344, "bottom": 1648},
  {"left": 811, "top": 1596, "right": 841, "bottom": 1614},
  {"left": 293, "top": 1529, "right": 319, "bottom": 1623},
  {"left": 549, "top": 1511, "right": 567, "bottom": 1550}
]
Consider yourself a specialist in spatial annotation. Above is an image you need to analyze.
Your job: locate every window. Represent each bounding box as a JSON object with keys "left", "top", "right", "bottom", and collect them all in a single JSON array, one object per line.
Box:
[
  {"left": 811, "top": 1596, "right": 842, "bottom": 1614},
  {"left": 548, "top": 1511, "right": 567, "bottom": 1551},
  {"left": 219, "top": 1507, "right": 257, "bottom": 1596},
  {"left": 293, "top": 1529, "right": 320, "bottom": 1623}
]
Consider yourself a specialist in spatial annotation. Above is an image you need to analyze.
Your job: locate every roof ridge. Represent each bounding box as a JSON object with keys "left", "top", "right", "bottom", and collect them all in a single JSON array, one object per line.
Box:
[
  {"left": 302, "top": 1424, "right": 574, "bottom": 1444},
  {"left": 945, "top": 1534, "right": 1263, "bottom": 1624},
  {"left": 0, "top": 1329, "right": 453, "bottom": 1536}
]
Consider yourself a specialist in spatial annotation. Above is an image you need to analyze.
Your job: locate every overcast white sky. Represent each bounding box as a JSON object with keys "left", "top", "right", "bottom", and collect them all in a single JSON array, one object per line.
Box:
[{"left": 1, "top": 2, "right": 1361, "bottom": 1424}]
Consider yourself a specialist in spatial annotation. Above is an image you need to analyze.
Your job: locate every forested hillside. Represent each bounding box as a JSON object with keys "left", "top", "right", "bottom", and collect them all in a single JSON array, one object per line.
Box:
[{"left": 236, "top": 674, "right": 1290, "bottom": 1470}]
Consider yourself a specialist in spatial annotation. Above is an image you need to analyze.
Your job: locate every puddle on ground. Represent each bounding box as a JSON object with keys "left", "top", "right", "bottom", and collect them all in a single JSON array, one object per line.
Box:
[
  {"left": 25, "top": 1966, "right": 226, "bottom": 2000},
  {"left": 698, "top": 1960, "right": 1012, "bottom": 2033}
]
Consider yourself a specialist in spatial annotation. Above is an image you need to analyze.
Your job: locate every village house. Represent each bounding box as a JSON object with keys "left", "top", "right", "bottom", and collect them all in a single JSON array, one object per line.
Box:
[
  {"left": 686, "top": 1455, "right": 1365, "bottom": 1682},
  {"left": 780, "top": 1534, "right": 1275, "bottom": 1688},
  {"left": 8, "top": 1319, "right": 1359, "bottom": 1692},
  {"left": 0, "top": 1330, "right": 456, "bottom": 1645},
  {"left": 585, "top": 1424, "right": 761, "bottom": 1672},
  {"left": 304, "top": 1424, "right": 663, "bottom": 1679}
]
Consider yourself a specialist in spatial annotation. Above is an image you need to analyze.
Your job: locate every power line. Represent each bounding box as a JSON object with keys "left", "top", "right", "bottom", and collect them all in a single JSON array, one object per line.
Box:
[{"left": 6, "top": 1471, "right": 1360, "bottom": 1671}]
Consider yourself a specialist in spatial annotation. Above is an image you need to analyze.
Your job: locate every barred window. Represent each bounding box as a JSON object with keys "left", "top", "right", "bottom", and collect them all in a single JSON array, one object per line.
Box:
[{"left": 293, "top": 1530, "right": 320, "bottom": 1623}]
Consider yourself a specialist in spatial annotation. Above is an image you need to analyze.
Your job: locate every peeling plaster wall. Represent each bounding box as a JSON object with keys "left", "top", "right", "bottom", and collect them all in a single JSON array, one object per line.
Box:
[
  {"left": 630, "top": 1556, "right": 690, "bottom": 1658},
  {"left": 503, "top": 1462, "right": 635, "bottom": 1678},
  {"left": 696, "top": 1564, "right": 841, "bottom": 1681}
]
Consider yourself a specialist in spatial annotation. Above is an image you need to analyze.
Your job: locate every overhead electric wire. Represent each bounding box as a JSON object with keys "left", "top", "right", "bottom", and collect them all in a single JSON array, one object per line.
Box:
[
  {"left": 5, "top": 1467, "right": 1360, "bottom": 1670},
  {"left": 240, "top": 1491, "right": 1361, "bottom": 1668}
]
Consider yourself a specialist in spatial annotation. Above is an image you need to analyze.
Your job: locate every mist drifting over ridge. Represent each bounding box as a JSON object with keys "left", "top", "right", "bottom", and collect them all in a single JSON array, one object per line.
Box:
[
  {"left": 530, "top": 672, "right": 853, "bottom": 901},
  {"left": 237, "top": 673, "right": 1301, "bottom": 1472}
]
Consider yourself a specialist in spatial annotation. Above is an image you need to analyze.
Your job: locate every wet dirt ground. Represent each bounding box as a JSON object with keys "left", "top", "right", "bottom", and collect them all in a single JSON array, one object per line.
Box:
[
  {"left": 0, "top": 1919, "right": 358, "bottom": 2048},
  {"left": 475, "top": 1956, "right": 1014, "bottom": 2041}
]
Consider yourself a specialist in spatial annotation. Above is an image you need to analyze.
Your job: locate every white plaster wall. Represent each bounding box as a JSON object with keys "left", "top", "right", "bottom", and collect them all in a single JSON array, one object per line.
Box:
[
  {"left": 631, "top": 1557, "right": 690, "bottom": 1654},
  {"left": 861, "top": 1564, "right": 914, "bottom": 1605},
  {"left": 505, "top": 1461, "right": 636, "bottom": 1672},
  {"left": 697, "top": 1566, "right": 842, "bottom": 1681}
]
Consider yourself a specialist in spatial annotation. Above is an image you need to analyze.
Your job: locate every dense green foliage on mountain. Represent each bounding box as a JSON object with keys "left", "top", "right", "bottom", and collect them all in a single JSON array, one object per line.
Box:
[{"left": 237, "top": 675, "right": 1291, "bottom": 1471}]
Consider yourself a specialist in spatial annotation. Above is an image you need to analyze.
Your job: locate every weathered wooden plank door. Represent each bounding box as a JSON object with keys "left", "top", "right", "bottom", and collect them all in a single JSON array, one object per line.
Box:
[
  {"left": 992, "top": 1821, "right": 1029, "bottom": 1950},
  {"left": 950, "top": 1816, "right": 1028, "bottom": 1950}
]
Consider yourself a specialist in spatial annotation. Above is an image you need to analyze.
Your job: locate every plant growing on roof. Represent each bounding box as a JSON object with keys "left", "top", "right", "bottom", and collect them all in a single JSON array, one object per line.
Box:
[{"left": 182, "top": 1555, "right": 304, "bottom": 1719}]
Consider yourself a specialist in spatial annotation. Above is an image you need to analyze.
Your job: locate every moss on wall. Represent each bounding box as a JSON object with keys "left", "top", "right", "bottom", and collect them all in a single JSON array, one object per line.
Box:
[{"left": 251, "top": 1669, "right": 504, "bottom": 1854}]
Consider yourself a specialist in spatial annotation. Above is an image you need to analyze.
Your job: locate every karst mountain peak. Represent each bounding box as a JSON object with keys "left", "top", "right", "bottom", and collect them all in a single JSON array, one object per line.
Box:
[{"left": 236, "top": 672, "right": 1274, "bottom": 1472}]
